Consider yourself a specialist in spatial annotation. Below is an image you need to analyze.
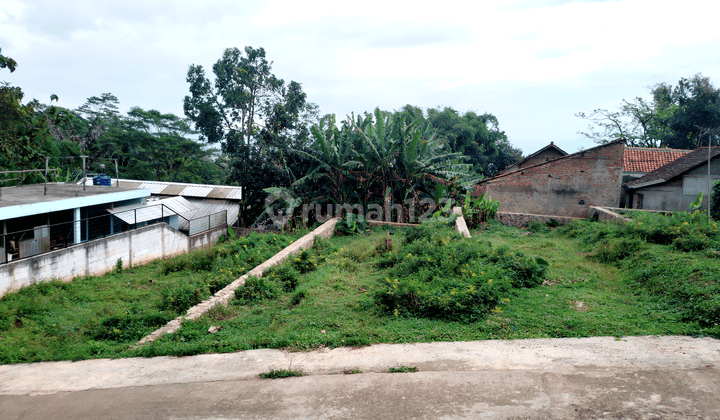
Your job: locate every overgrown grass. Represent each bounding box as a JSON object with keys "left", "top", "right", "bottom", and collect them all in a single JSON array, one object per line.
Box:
[
  {"left": 0, "top": 232, "right": 299, "bottom": 364},
  {"left": 132, "top": 221, "right": 708, "bottom": 359},
  {"left": 2, "top": 215, "right": 717, "bottom": 365}
]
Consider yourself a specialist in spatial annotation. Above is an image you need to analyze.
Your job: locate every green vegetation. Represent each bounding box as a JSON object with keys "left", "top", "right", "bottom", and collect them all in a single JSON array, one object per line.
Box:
[
  {"left": 2, "top": 214, "right": 718, "bottom": 365},
  {"left": 577, "top": 73, "right": 720, "bottom": 149},
  {"left": 387, "top": 366, "right": 418, "bottom": 373},
  {"left": 259, "top": 369, "right": 305, "bottom": 379},
  {"left": 0, "top": 232, "right": 296, "bottom": 364}
]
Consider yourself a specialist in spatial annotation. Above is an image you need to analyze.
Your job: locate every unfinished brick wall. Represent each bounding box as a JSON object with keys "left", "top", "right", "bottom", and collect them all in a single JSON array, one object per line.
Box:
[{"left": 479, "top": 140, "right": 625, "bottom": 218}]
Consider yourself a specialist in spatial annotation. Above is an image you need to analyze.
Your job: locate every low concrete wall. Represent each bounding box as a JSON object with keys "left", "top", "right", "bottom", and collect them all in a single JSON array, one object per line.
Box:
[
  {"left": 136, "top": 218, "right": 340, "bottom": 346},
  {"left": 0, "top": 224, "right": 227, "bottom": 298},
  {"left": 495, "top": 212, "right": 580, "bottom": 228},
  {"left": 189, "top": 225, "right": 228, "bottom": 250},
  {"left": 452, "top": 207, "right": 471, "bottom": 238},
  {"left": 588, "top": 206, "right": 632, "bottom": 222}
]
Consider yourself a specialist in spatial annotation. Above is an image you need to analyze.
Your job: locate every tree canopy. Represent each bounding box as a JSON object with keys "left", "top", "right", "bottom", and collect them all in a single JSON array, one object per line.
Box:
[{"left": 577, "top": 74, "right": 720, "bottom": 149}]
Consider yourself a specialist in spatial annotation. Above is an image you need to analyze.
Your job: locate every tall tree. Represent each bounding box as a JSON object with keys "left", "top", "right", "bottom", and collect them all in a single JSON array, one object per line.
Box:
[
  {"left": 577, "top": 74, "right": 720, "bottom": 149},
  {"left": 184, "top": 46, "right": 317, "bottom": 224}
]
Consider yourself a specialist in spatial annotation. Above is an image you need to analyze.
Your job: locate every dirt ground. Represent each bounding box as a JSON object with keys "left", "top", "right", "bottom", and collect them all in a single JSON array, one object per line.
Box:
[{"left": 1, "top": 336, "right": 719, "bottom": 419}]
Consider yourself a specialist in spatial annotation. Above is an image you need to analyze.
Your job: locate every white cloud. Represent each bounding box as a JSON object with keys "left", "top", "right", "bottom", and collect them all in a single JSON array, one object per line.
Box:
[{"left": 1, "top": 0, "right": 719, "bottom": 154}]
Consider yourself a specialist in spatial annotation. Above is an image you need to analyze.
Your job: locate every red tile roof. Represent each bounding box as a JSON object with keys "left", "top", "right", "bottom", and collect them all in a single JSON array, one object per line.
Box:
[
  {"left": 623, "top": 147, "right": 692, "bottom": 173},
  {"left": 627, "top": 147, "right": 720, "bottom": 189}
]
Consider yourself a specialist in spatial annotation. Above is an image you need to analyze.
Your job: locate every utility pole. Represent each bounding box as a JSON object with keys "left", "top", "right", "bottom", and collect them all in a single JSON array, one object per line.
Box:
[
  {"left": 114, "top": 159, "right": 119, "bottom": 187},
  {"left": 44, "top": 156, "right": 49, "bottom": 195},
  {"left": 82, "top": 156, "right": 87, "bottom": 191}
]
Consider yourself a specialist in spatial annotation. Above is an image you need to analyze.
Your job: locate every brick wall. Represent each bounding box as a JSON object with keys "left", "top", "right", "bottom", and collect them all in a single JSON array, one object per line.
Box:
[{"left": 479, "top": 140, "right": 625, "bottom": 218}]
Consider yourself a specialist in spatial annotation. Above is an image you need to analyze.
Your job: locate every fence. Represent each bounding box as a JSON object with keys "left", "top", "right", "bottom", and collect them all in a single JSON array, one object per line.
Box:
[{"left": 1, "top": 204, "right": 227, "bottom": 265}]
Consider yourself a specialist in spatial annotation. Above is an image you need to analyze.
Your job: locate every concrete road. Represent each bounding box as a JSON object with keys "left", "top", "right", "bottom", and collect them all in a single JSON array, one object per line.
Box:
[{"left": 1, "top": 336, "right": 719, "bottom": 419}]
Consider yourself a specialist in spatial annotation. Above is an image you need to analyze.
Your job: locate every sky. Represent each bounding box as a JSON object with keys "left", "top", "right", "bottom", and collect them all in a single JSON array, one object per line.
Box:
[{"left": 1, "top": 0, "right": 720, "bottom": 155}]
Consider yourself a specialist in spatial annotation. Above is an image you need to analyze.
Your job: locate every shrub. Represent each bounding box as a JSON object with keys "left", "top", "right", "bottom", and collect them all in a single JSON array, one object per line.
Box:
[
  {"left": 290, "top": 289, "right": 307, "bottom": 306},
  {"left": 94, "top": 310, "right": 173, "bottom": 342},
  {"left": 592, "top": 237, "right": 644, "bottom": 265},
  {"left": 162, "top": 247, "right": 218, "bottom": 275},
  {"left": 526, "top": 220, "right": 549, "bottom": 234},
  {"left": 234, "top": 276, "right": 280, "bottom": 305},
  {"left": 712, "top": 181, "right": 720, "bottom": 221},
  {"left": 374, "top": 226, "right": 547, "bottom": 321},
  {"left": 264, "top": 265, "right": 301, "bottom": 292},
  {"left": 292, "top": 249, "right": 321, "bottom": 274},
  {"left": 160, "top": 281, "right": 208, "bottom": 313}
]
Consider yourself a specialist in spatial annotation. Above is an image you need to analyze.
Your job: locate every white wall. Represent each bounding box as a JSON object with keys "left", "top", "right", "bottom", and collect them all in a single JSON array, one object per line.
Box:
[{"left": 0, "top": 223, "right": 225, "bottom": 297}]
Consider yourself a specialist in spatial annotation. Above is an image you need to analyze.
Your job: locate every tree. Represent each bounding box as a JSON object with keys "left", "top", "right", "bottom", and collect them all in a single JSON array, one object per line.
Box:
[
  {"left": 122, "top": 107, "right": 213, "bottom": 182},
  {"left": 396, "top": 106, "right": 520, "bottom": 176},
  {"left": 577, "top": 74, "right": 720, "bottom": 149},
  {"left": 0, "top": 47, "right": 18, "bottom": 73},
  {"left": 184, "top": 46, "right": 317, "bottom": 224}
]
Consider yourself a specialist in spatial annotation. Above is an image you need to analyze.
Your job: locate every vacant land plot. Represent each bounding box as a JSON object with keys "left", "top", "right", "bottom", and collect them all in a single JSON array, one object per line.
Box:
[
  {"left": 2, "top": 213, "right": 718, "bottom": 364},
  {"left": 0, "top": 232, "right": 298, "bottom": 364}
]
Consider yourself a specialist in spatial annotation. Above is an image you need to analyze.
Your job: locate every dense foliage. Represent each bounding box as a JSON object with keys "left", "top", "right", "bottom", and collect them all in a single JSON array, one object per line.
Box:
[
  {"left": 374, "top": 223, "right": 547, "bottom": 321},
  {"left": 577, "top": 74, "right": 720, "bottom": 149}
]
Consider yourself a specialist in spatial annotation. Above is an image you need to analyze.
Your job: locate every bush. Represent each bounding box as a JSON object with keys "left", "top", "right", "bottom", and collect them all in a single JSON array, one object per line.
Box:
[
  {"left": 160, "top": 281, "right": 208, "bottom": 313},
  {"left": 592, "top": 237, "right": 644, "bottom": 264},
  {"left": 526, "top": 220, "right": 549, "bottom": 234},
  {"left": 292, "top": 249, "right": 322, "bottom": 274},
  {"left": 264, "top": 265, "right": 301, "bottom": 292},
  {"left": 234, "top": 276, "right": 280, "bottom": 304},
  {"left": 711, "top": 181, "right": 720, "bottom": 221},
  {"left": 374, "top": 226, "right": 547, "bottom": 322},
  {"left": 161, "top": 247, "right": 218, "bottom": 275},
  {"left": 94, "top": 310, "right": 173, "bottom": 342}
]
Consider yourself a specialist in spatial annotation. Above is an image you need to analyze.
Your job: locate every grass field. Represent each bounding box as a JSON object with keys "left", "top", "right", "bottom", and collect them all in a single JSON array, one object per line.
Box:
[{"left": 1, "top": 215, "right": 717, "bottom": 364}]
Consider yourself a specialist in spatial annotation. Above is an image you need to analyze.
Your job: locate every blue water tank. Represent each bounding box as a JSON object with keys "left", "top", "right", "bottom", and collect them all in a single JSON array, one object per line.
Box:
[{"left": 93, "top": 175, "right": 112, "bottom": 186}]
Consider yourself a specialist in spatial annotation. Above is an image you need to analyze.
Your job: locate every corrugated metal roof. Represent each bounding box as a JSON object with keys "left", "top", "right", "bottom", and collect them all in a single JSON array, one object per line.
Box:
[
  {"left": 138, "top": 182, "right": 169, "bottom": 194},
  {"left": 181, "top": 186, "right": 214, "bottom": 197},
  {"left": 109, "top": 203, "right": 179, "bottom": 224},
  {"left": 151, "top": 196, "right": 198, "bottom": 215},
  {"left": 116, "top": 181, "right": 142, "bottom": 188},
  {"left": 184, "top": 198, "right": 239, "bottom": 227},
  {"left": 225, "top": 188, "right": 243, "bottom": 200},
  {"left": 207, "top": 187, "right": 231, "bottom": 199},
  {"left": 160, "top": 184, "right": 186, "bottom": 196},
  {"left": 81, "top": 178, "right": 242, "bottom": 201}
]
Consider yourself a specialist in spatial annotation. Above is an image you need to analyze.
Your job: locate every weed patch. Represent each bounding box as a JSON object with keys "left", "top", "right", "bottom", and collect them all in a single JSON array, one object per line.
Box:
[
  {"left": 259, "top": 369, "right": 305, "bottom": 379},
  {"left": 387, "top": 366, "right": 418, "bottom": 373}
]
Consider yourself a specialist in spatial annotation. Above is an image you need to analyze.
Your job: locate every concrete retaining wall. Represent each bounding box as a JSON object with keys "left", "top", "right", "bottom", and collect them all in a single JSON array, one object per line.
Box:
[
  {"left": 0, "top": 224, "right": 227, "bottom": 298},
  {"left": 588, "top": 206, "right": 632, "bottom": 222},
  {"left": 495, "top": 212, "right": 579, "bottom": 228},
  {"left": 136, "top": 218, "right": 340, "bottom": 346}
]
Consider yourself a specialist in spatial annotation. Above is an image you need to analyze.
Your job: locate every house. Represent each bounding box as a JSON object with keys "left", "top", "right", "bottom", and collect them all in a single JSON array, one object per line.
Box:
[
  {"left": 1, "top": 180, "right": 231, "bottom": 297},
  {"left": 496, "top": 142, "right": 567, "bottom": 175},
  {"left": 620, "top": 147, "right": 692, "bottom": 206},
  {"left": 80, "top": 178, "right": 242, "bottom": 229},
  {"left": 625, "top": 147, "right": 720, "bottom": 211},
  {"left": 475, "top": 139, "right": 625, "bottom": 218},
  {"left": 0, "top": 183, "right": 150, "bottom": 262}
]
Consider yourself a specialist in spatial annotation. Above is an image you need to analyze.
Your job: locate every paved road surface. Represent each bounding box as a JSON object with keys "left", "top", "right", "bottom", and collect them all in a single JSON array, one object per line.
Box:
[{"left": 1, "top": 336, "right": 719, "bottom": 419}]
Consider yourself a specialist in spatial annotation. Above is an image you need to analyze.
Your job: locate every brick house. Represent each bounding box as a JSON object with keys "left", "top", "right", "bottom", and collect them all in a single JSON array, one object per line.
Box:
[
  {"left": 475, "top": 139, "right": 626, "bottom": 218},
  {"left": 625, "top": 147, "right": 720, "bottom": 211}
]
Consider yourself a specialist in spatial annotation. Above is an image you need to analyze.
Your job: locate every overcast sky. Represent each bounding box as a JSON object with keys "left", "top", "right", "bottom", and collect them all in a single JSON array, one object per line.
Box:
[{"left": 2, "top": 0, "right": 719, "bottom": 155}]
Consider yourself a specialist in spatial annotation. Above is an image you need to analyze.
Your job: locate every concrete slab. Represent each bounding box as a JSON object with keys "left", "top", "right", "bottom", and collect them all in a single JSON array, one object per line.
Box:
[{"left": 0, "top": 336, "right": 719, "bottom": 419}]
